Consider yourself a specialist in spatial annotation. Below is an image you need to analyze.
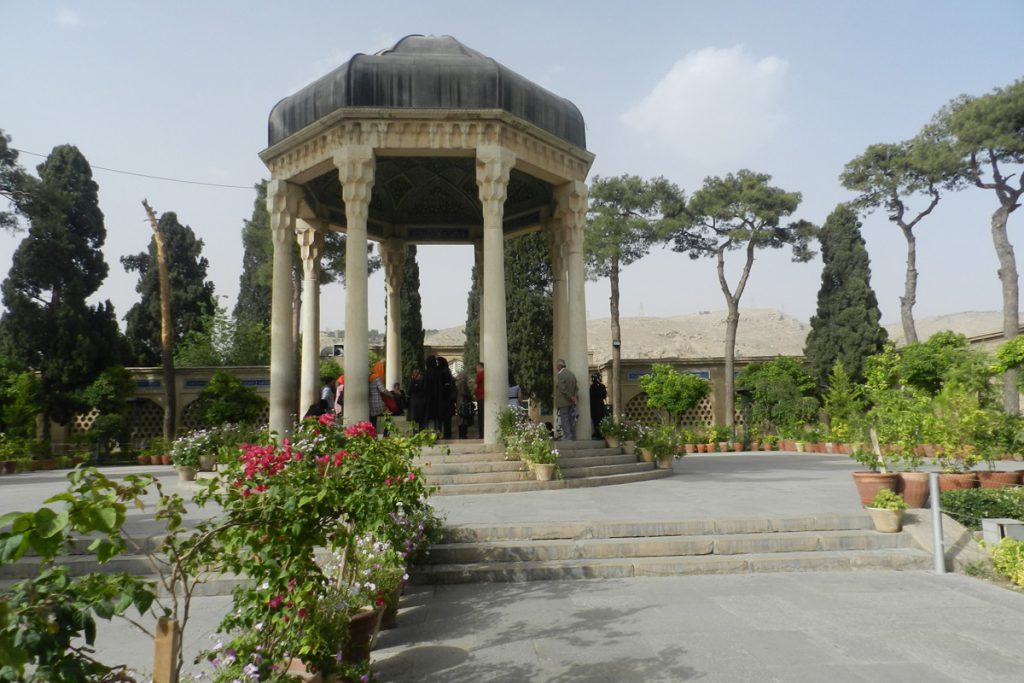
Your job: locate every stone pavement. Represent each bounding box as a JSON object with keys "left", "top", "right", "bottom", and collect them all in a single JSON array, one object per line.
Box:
[{"left": 3, "top": 454, "right": 1024, "bottom": 680}]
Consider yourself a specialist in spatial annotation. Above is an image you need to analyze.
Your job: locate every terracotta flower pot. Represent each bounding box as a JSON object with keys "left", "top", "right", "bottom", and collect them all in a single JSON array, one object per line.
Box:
[
  {"left": 684, "top": 443, "right": 696, "bottom": 454},
  {"left": 622, "top": 440, "right": 637, "bottom": 455},
  {"left": 731, "top": 442, "right": 742, "bottom": 452},
  {"left": 977, "top": 471, "right": 1020, "bottom": 489},
  {"left": 851, "top": 471, "right": 899, "bottom": 506},
  {"left": 534, "top": 463, "right": 556, "bottom": 481},
  {"left": 137, "top": 454, "right": 149, "bottom": 465},
  {"left": 656, "top": 455, "right": 674, "bottom": 470},
  {"left": 938, "top": 472, "right": 978, "bottom": 492},
  {"left": 346, "top": 607, "right": 384, "bottom": 663},
  {"left": 605, "top": 436, "right": 620, "bottom": 449},
  {"left": 380, "top": 578, "right": 407, "bottom": 630},
  {"left": 160, "top": 454, "right": 172, "bottom": 466},
  {"left": 897, "top": 472, "right": 930, "bottom": 508},
  {"left": 795, "top": 442, "right": 806, "bottom": 453},
  {"left": 177, "top": 466, "right": 197, "bottom": 482},
  {"left": 637, "top": 448, "right": 654, "bottom": 463}
]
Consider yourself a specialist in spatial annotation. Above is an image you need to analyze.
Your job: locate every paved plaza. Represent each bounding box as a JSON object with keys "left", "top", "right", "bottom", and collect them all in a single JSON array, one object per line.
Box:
[{"left": 3, "top": 454, "right": 1024, "bottom": 681}]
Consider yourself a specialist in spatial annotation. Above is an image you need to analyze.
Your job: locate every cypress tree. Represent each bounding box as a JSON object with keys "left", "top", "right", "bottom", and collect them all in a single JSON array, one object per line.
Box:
[
  {"left": 804, "top": 204, "right": 887, "bottom": 387},
  {"left": 0, "top": 145, "right": 127, "bottom": 432},
  {"left": 121, "top": 212, "right": 217, "bottom": 365},
  {"left": 463, "top": 261, "right": 481, "bottom": 374},
  {"left": 505, "top": 232, "right": 554, "bottom": 407},
  {"left": 400, "top": 245, "right": 425, "bottom": 383},
  {"left": 234, "top": 181, "right": 273, "bottom": 329}
]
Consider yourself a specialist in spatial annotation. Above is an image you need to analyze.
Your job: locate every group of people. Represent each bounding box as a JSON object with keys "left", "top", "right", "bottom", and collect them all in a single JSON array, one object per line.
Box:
[{"left": 315, "top": 356, "right": 610, "bottom": 443}]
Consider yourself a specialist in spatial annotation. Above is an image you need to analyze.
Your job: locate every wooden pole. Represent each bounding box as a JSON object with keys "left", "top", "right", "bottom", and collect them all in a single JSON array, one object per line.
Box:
[
  {"left": 153, "top": 616, "right": 180, "bottom": 683},
  {"left": 142, "top": 200, "right": 176, "bottom": 442}
]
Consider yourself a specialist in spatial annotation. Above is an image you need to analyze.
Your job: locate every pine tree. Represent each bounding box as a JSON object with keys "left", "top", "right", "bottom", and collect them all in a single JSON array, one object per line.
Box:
[
  {"left": 0, "top": 145, "right": 127, "bottom": 432},
  {"left": 804, "top": 204, "right": 887, "bottom": 387},
  {"left": 121, "top": 212, "right": 217, "bottom": 365},
  {"left": 400, "top": 245, "right": 425, "bottom": 383}
]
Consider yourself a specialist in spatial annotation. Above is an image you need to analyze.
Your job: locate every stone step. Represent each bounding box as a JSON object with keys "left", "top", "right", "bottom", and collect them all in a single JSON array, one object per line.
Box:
[
  {"left": 554, "top": 447, "right": 626, "bottom": 459},
  {"left": 430, "top": 468, "right": 671, "bottom": 496},
  {"left": 416, "top": 451, "right": 512, "bottom": 464},
  {"left": 440, "top": 514, "right": 873, "bottom": 543},
  {"left": 425, "top": 469, "right": 530, "bottom": 485},
  {"left": 560, "top": 462, "right": 655, "bottom": 478},
  {"left": 422, "top": 460, "right": 527, "bottom": 475},
  {"left": 421, "top": 442, "right": 502, "bottom": 456},
  {"left": 425, "top": 529, "right": 912, "bottom": 565},
  {"left": 410, "top": 548, "right": 933, "bottom": 584}
]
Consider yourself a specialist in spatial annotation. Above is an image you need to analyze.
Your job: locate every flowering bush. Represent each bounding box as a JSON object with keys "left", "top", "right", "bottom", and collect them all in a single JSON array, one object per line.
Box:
[
  {"left": 193, "top": 416, "right": 440, "bottom": 681},
  {"left": 505, "top": 419, "right": 558, "bottom": 466}
]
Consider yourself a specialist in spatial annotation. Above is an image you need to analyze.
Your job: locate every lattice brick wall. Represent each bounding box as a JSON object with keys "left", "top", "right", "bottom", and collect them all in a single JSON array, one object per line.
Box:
[
  {"left": 129, "top": 399, "right": 164, "bottom": 439},
  {"left": 71, "top": 408, "right": 100, "bottom": 434},
  {"left": 623, "top": 393, "right": 721, "bottom": 430}
]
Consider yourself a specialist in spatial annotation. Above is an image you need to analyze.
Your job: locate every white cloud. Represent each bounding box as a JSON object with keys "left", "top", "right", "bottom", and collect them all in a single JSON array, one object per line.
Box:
[
  {"left": 621, "top": 46, "right": 789, "bottom": 164},
  {"left": 55, "top": 8, "right": 80, "bottom": 28}
]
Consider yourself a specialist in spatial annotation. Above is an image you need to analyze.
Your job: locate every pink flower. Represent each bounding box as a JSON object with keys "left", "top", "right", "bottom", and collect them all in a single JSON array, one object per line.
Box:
[
  {"left": 269, "top": 594, "right": 284, "bottom": 609},
  {"left": 345, "top": 422, "right": 377, "bottom": 439},
  {"left": 407, "top": 472, "right": 415, "bottom": 481}
]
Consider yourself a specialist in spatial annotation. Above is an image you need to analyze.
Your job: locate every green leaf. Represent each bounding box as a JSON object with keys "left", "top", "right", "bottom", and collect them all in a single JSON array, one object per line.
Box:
[
  {"left": 92, "top": 539, "right": 119, "bottom": 564},
  {"left": 33, "top": 508, "right": 69, "bottom": 539},
  {"left": 0, "top": 512, "right": 24, "bottom": 530},
  {"left": 0, "top": 533, "right": 29, "bottom": 564},
  {"left": 27, "top": 531, "right": 62, "bottom": 559}
]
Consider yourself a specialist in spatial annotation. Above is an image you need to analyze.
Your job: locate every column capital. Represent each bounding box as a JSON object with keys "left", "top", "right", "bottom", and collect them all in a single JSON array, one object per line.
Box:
[
  {"left": 268, "top": 180, "right": 301, "bottom": 247},
  {"left": 380, "top": 239, "right": 406, "bottom": 296},
  {"left": 554, "top": 180, "right": 588, "bottom": 253},
  {"left": 476, "top": 146, "right": 516, "bottom": 207},
  {"left": 295, "top": 219, "right": 326, "bottom": 279},
  {"left": 333, "top": 146, "right": 376, "bottom": 227}
]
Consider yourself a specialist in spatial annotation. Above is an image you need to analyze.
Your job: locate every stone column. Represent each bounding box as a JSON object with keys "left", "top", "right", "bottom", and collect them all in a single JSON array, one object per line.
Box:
[
  {"left": 381, "top": 239, "right": 406, "bottom": 389},
  {"left": 547, "top": 221, "right": 568, "bottom": 408},
  {"left": 476, "top": 146, "right": 515, "bottom": 445},
  {"left": 268, "top": 179, "right": 299, "bottom": 434},
  {"left": 473, "top": 239, "right": 484, "bottom": 364},
  {"left": 296, "top": 219, "right": 325, "bottom": 417},
  {"left": 556, "top": 180, "right": 592, "bottom": 440},
  {"left": 334, "top": 146, "right": 375, "bottom": 424}
]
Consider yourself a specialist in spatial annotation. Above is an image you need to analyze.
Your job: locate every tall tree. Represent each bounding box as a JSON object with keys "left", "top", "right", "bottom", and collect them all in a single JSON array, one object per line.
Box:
[
  {"left": 0, "top": 129, "right": 36, "bottom": 233},
  {"left": 505, "top": 231, "right": 554, "bottom": 407},
  {"left": 233, "top": 180, "right": 379, "bottom": 364},
  {"left": 668, "top": 170, "right": 816, "bottom": 429},
  {"left": 840, "top": 134, "right": 965, "bottom": 344},
  {"left": 463, "top": 261, "right": 481, "bottom": 375},
  {"left": 399, "top": 245, "right": 425, "bottom": 384},
  {"left": 121, "top": 211, "right": 216, "bottom": 366},
  {"left": 804, "top": 204, "right": 887, "bottom": 387},
  {"left": 0, "top": 145, "right": 126, "bottom": 435},
  {"left": 586, "top": 174, "right": 685, "bottom": 421},
  {"left": 234, "top": 181, "right": 273, "bottom": 330},
  {"left": 939, "top": 79, "right": 1024, "bottom": 414},
  {"left": 141, "top": 200, "right": 176, "bottom": 441}
]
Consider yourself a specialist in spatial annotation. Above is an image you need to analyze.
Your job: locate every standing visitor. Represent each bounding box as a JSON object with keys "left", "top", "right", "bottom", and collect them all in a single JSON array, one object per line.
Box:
[
  {"left": 320, "top": 379, "right": 333, "bottom": 414},
  {"left": 589, "top": 373, "right": 608, "bottom": 439},
  {"left": 455, "top": 371, "right": 474, "bottom": 438},
  {"left": 334, "top": 375, "right": 345, "bottom": 416},
  {"left": 555, "top": 358, "right": 578, "bottom": 441},
  {"left": 408, "top": 367, "right": 427, "bottom": 430},
  {"left": 508, "top": 374, "right": 524, "bottom": 409},
  {"left": 368, "top": 361, "right": 393, "bottom": 430},
  {"left": 474, "top": 362, "right": 485, "bottom": 439},
  {"left": 434, "top": 357, "right": 456, "bottom": 439}
]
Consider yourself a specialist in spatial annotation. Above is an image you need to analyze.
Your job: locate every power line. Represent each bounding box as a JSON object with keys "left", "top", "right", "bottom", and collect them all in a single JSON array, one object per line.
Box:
[{"left": 11, "top": 147, "right": 254, "bottom": 190}]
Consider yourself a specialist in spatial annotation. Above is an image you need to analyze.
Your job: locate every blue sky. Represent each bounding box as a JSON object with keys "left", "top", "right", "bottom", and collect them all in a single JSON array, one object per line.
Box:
[{"left": 2, "top": 1, "right": 1022, "bottom": 332}]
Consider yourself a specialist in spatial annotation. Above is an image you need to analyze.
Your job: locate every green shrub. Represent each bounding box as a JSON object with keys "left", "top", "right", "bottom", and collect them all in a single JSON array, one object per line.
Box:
[
  {"left": 639, "top": 364, "right": 710, "bottom": 426},
  {"left": 190, "top": 370, "right": 267, "bottom": 427},
  {"left": 990, "top": 538, "right": 1024, "bottom": 586},
  {"left": 869, "top": 488, "right": 906, "bottom": 511},
  {"left": 939, "top": 487, "right": 1024, "bottom": 530}
]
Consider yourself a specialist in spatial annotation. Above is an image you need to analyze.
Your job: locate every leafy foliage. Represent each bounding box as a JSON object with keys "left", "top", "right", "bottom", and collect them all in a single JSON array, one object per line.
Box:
[
  {"left": 121, "top": 211, "right": 217, "bottom": 365},
  {"left": 899, "top": 331, "right": 992, "bottom": 396},
  {"left": 990, "top": 538, "right": 1024, "bottom": 587},
  {"left": 639, "top": 364, "right": 710, "bottom": 426},
  {"left": 869, "top": 488, "right": 906, "bottom": 511},
  {"left": 804, "top": 204, "right": 887, "bottom": 385},
  {"left": 173, "top": 304, "right": 270, "bottom": 367},
  {"left": 940, "top": 487, "right": 1024, "bottom": 531},
  {"left": 80, "top": 365, "right": 136, "bottom": 457},
  {"left": 735, "top": 356, "right": 818, "bottom": 435},
  {"left": 0, "top": 354, "right": 40, "bottom": 438},
  {"left": 0, "top": 468, "right": 158, "bottom": 682},
  {"left": 0, "top": 144, "right": 128, "bottom": 429},
  {"left": 822, "top": 361, "right": 864, "bottom": 443},
  {"left": 187, "top": 370, "right": 266, "bottom": 427}
]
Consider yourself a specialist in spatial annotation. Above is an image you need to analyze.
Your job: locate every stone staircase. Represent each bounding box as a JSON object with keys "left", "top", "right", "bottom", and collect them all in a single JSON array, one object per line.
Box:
[
  {"left": 409, "top": 513, "right": 933, "bottom": 584},
  {"left": 416, "top": 440, "right": 672, "bottom": 495}
]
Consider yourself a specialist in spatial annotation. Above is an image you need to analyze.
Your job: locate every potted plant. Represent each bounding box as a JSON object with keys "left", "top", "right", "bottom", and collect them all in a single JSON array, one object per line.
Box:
[
  {"left": 620, "top": 421, "right": 640, "bottom": 455},
  {"left": 849, "top": 429, "right": 899, "bottom": 506},
  {"left": 866, "top": 488, "right": 906, "bottom": 533},
  {"left": 169, "top": 435, "right": 200, "bottom": 481},
  {"left": 599, "top": 416, "right": 626, "bottom": 449}
]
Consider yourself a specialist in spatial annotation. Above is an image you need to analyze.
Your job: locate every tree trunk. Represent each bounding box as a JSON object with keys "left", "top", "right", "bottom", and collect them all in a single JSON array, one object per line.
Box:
[
  {"left": 610, "top": 256, "right": 622, "bottom": 422},
  {"left": 143, "top": 200, "right": 176, "bottom": 442},
  {"left": 723, "top": 303, "right": 738, "bottom": 429},
  {"left": 899, "top": 225, "right": 918, "bottom": 345},
  {"left": 992, "top": 204, "right": 1020, "bottom": 414}
]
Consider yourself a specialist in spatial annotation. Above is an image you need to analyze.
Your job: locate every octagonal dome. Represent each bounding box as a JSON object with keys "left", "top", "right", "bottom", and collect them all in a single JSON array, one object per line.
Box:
[{"left": 268, "top": 34, "right": 586, "bottom": 149}]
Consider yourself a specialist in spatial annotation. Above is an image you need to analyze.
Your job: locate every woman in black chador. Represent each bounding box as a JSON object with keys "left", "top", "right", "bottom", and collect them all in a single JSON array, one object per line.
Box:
[{"left": 427, "top": 357, "right": 456, "bottom": 439}]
